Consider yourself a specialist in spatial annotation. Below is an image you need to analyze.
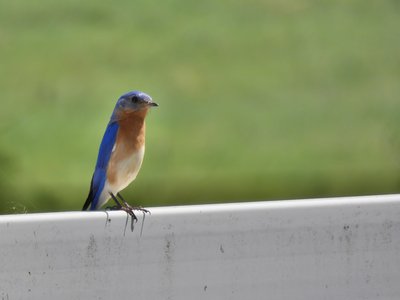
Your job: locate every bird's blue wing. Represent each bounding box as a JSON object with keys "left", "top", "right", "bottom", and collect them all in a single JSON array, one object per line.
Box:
[
  {"left": 94, "top": 121, "right": 119, "bottom": 170},
  {"left": 83, "top": 121, "right": 119, "bottom": 211}
]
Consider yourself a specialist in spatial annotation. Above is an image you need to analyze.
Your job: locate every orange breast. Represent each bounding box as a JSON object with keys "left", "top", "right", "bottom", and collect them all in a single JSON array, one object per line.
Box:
[{"left": 107, "top": 109, "right": 148, "bottom": 185}]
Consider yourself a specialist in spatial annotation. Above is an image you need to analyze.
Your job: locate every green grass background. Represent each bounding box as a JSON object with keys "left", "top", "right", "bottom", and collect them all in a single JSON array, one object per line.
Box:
[{"left": 0, "top": 0, "right": 400, "bottom": 213}]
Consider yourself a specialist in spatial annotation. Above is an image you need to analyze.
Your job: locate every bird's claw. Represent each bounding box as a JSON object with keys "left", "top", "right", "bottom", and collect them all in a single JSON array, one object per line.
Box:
[
  {"left": 132, "top": 206, "right": 150, "bottom": 215},
  {"left": 106, "top": 204, "right": 149, "bottom": 222},
  {"left": 122, "top": 206, "right": 150, "bottom": 221},
  {"left": 119, "top": 206, "right": 137, "bottom": 222}
]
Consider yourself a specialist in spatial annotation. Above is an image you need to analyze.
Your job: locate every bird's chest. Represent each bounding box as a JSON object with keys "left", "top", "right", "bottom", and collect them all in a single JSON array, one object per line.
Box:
[
  {"left": 106, "top": 117, "right": 146, "bottom": 190},
  {"left": 107, "top": 145, "right": 145, "bottom": 189}
]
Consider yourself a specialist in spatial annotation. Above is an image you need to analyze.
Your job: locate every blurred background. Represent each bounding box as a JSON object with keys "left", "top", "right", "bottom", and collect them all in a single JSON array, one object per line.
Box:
[{"left": 0, "top": 0, "right": 399, "bottom": 213}]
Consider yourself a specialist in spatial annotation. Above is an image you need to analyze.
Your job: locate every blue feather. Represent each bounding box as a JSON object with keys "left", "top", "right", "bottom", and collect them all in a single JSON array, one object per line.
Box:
[
  {"left": 84, "top": 121, "right": 119, "bottom": 210},
  {"left": 95, "top": 121, "right": 119, "bottom": 170}
]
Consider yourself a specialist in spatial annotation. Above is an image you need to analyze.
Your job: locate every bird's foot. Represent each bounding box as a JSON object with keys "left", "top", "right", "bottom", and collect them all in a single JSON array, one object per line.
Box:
[
  {"left": 120, "top": 205, "right": 150, "bottom": 223},
  {"left": 124, "top": 203, "right": 151, "bottom": 215},
  {"left": 116, "top": 193, "right": 150, "bottom": 215},
  {"left": 120, "top": 206, "right": 138, "bottom": 223},
  {"left": 122, "top": 205, "right": 150, "bottom": 236}
]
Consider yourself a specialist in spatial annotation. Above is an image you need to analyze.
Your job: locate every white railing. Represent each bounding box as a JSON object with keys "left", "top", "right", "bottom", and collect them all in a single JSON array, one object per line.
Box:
[{"left": 1, "top": 194, "right": 400, "bottom": 300}]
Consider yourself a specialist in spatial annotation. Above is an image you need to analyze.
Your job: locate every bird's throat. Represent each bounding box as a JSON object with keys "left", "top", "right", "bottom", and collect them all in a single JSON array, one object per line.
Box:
[{"left": 117, "top": 111, "right": 146, "bottom": 151}]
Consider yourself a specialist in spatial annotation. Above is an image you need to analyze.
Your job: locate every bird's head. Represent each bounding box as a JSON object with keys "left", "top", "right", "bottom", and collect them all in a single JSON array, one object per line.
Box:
[{"left": 116, "top": 91, "right": 158, "bottom": 112}]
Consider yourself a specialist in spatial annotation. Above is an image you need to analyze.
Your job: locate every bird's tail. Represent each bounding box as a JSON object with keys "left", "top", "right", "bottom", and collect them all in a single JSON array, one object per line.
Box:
[{"left": 82, "top": 176, "right": 94, "bottom": 211}]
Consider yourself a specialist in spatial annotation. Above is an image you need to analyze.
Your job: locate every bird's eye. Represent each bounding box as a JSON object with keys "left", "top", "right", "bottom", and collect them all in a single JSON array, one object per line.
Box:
[{"left": 131, "top": 96, "right": 139, "bottom": 103}]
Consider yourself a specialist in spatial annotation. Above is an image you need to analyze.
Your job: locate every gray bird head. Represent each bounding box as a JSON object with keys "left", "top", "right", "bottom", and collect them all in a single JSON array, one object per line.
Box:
[{"left": 116, "top": 91, "right": 158, "bottom": 112}]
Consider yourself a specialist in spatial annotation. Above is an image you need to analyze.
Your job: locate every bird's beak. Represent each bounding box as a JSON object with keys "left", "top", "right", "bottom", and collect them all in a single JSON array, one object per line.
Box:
[{"left": 148, "top": 101, "right": 159, "bottom": 107}]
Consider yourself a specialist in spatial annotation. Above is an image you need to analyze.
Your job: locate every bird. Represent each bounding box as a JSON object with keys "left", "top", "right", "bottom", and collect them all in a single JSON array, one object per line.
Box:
[{"left": 82, "top": 90, "right": 158, "bottom": 219}]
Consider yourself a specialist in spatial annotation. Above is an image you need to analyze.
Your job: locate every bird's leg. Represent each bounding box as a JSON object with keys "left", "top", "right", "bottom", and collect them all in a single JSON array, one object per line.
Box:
[
  {"left": 105, "top": 194, "right": 122, "bottom": 211},
  {"left": 109, "top": 192, "right": 123, "bottom": 208},
  {"left": 109, "top": 192, "right": 138, "bottom": 222},
  {"left": 105, "top": 194, "right": 123, "bottom": 211},
  {"left": 116, "top": 192, "right": 132, "bottom": 208},
  {"left": 117, "top": 193, "right": 150, "bottom": 214}
]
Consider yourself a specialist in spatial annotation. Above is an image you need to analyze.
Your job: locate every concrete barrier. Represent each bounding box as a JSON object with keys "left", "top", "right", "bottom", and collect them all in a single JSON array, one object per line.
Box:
[{"left": 1, "top": 194, "right": 400, "bottom": 300}]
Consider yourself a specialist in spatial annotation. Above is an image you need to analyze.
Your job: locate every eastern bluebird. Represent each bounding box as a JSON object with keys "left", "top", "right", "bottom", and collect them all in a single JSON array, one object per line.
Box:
[{"left": 82, "top": 91, "right": 158, "bottom": 219}]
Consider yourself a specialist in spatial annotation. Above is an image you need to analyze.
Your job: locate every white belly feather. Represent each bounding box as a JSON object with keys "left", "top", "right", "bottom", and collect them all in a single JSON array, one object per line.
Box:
[
  {"left": 96, "top": 145, "right": 145, "bottom": 209},
  {"left": 112, "top": 145, "right": 145, "bottom": 191}
]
